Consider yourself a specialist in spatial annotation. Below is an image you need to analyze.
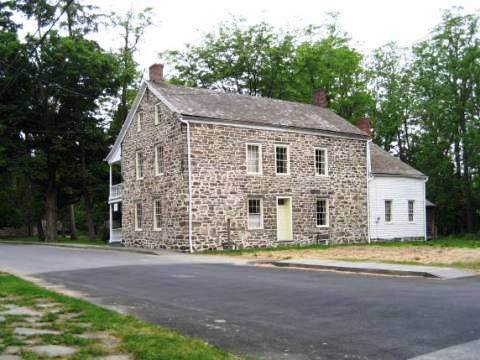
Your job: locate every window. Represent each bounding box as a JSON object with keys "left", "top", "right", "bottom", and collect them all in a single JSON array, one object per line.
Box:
[
  {"left": 136, "top": 112, "right": 143, "bottom": 132},
  {"left": 248, "top": 198, "right": 263, "bottom": 229},
  {"left": 315, "top": 148, "right": 328, "bottom": 176},
  {"left": 155, "top": 145, "right": 164, "bottom": 175},
  {"left": 153, "top": 199, "right": 162, "bottom": 230},
  {"left": 385, "top": 200, "right": 392, "bottom": 222},
  {"left": 275, "top": 145, "right": 289, "bottom": 175},
  {"left": 408, "top": 200, "right": 415, "bottom": 222},
  {"left": 246, "top": 143, "right": 262, "bottom": 175},
  {"left": 135, "top": 151, "right": 144, "bottom": 179},
  {"left": 135, "top": 202, "right": 143, "bottom": 231},
  {"left": 316, "top": 199, "right": 329, "bottom": 227},
  {"left": 154, "top": 103, "right": 161, "bottom": 125}
]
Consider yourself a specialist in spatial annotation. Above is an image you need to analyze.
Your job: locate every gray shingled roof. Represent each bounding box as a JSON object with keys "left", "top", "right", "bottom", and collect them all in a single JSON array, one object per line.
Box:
[
  {"left": 148, "top": 81, "right": 367, "bottom": 137},
  {"left": 370, "top": 143, "right": 426, "bottom": 178}
]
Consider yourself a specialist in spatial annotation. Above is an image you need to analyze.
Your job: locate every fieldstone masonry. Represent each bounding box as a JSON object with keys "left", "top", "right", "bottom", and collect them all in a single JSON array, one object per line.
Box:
[{"left": 121, "top": 90, "right": 368, "bottom": 251}]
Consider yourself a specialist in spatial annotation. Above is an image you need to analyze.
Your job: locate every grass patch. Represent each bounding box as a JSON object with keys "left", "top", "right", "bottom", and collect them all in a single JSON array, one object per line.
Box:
[
  {"left": 0, "top": 234, "right": 107, "bottom": 246},
  {"left": 0, "top": 274, "right": 242, "bottom": 359}
]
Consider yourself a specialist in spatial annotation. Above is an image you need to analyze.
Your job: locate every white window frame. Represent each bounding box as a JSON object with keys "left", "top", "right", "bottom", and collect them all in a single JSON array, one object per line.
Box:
[
  {"left": 314, "top": 147, "right": 328, "bottom": 176},
  {"left": 408, "top": 200, "right": 415, "bottom": 223},
  {"left": 135, "top": 151, "right": 144, "bottom": 180},
  {"left": 385, "top": 200, "right": 393, "bottom": 223},
  {"left": 136, "top": 112, "right": 143, "bottom": 132},
  {"left": 154, "top": 144, "right": 164, "bottom": 176},
  {"left": 154, "top": 103, "right": 161, "bottom": 125},
  {"left": 316, "top": 198, "right": 329, "bottom": 227},
  {"left": 247, "top": 198, "right": 263, "bottom": 230},
  {"left": 135, "top": 202, "right": 143, "bottom": 231},
  {"left": 245, "top": 143, "right": 262, "bottom": 175},
  {"left": 274, "top": 144, "right": 290, "bottom": 175},
  {"left": 153, "top": 199, "right": 162, "bottom": 230}
]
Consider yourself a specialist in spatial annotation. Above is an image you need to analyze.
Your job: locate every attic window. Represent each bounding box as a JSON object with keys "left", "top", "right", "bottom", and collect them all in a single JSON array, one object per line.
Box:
[
  {"left": 154, "top": 103, "right": 161, "bottom": 125},
  {"left": 137, "top": 112, "right": 143, "bottom": 132},
  {"left": 275, "top": 145, "right": 289, "bottom": 175}
]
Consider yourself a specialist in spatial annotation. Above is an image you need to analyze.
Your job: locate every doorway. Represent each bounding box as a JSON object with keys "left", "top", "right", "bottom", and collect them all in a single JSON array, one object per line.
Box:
[{"left": 276, "top": 197, "right": 292, "bottom": 241}]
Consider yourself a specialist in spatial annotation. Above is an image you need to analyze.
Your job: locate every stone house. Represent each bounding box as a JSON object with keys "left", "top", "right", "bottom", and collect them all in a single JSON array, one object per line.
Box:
[{"left": 106, "top": 64, "right": 427, "bottom": 251}]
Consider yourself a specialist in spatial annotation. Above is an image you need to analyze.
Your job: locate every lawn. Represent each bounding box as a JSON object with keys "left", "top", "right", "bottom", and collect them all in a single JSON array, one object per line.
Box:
[
  {"left": 0, "top": 273, "right": 242, "bottom": 360},
  {"left": 0, "top": 235, "right": 107, "bottom": 246},
  {"left": 204, "top": 235, "right": 480, "bottom": 271}
]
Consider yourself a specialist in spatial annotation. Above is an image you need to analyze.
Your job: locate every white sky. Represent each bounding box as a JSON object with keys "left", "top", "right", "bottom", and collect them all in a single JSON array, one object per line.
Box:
[{"left": 25, "top": 0, "right": 480, "bottom": 77}]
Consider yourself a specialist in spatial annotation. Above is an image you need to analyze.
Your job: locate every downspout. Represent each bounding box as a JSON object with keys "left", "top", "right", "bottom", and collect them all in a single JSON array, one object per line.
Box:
[
  {"left": 179, "top": 116, "right": 194, "bottom": 253},
  {"left": 366, "top": 139, "right": 373, "bottom": 244},
  {"left": 423, "top": 176, "right": 429, "bottom": 241}
]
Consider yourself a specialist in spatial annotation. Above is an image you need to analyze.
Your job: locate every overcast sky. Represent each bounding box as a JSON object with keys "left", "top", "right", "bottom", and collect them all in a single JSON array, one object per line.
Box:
[{"left": 89, "top": 0, "right": 478, "bottom": 77}]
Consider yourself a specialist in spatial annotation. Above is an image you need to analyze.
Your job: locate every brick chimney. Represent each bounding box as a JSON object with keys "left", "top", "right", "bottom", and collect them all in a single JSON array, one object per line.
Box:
[
  {"left": 312, "top": 88, "right": 328, "bottom": 108},
  {"left": 149, "top": 63, "right": 164, "bottom": 82},
  {"left": 357, "top": 117, "right": 372, "bottom": 136}
]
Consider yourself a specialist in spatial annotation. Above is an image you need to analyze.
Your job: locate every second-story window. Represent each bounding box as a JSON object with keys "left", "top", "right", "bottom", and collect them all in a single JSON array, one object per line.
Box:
[
  {"left": 154, "top": 103, "right": 161, "bottom": 125},
  {"left": 275, "top": 145, "right": 289, "bottom": 175},
  {"left": 155, "top": 145, "right": 164, "bottom": 176},
  {"left": 136, "top": 112, "right": 143, "bottom": 132},
  {"left": 246, "top": 143, "right": 262, "bottom": 175},
  {"left": 315, "top": 148, "right": 328, "bottom": 176},
  {"left": 135, "top": 151, "right": 144, "bottom": 179}
]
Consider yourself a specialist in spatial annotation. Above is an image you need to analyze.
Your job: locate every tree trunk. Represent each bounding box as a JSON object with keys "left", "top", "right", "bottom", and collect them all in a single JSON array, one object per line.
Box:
[
  {"left": 45, "top": 182, "right": 57, "bottom": 242},
  {"left": 37, "top": 218, "right": 45, "bottom": 241},
  {"left": 69, "top": 203, "right": 78, "bottom": 240},
  {"left": 84, "top": 191, "right": 96, "bottom": 240}
]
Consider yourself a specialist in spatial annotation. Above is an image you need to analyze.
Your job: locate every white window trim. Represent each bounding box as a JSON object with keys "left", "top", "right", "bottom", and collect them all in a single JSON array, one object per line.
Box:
[
  {"left": 154, "top": 144, "right": 164, "bottom": 176},
  {"left": 316, "top": 198, "right": 329, "bottom": 228},
  {"left": 385, "top": 199, "right": 393, "bottom": 223},
  {"left": 135, "top": 151, "right": 144, "bottom": 180},
  {"left": 136, "top": 112, "right": 142, "bottom": 132},
  {"left": 408, "top": 200, "right": 415, "bottom": 223},
  {"left": 274, "top": 144, "right": 290, "bottom": 175},
  {"left": 134, "top": 202, "right": 143, "bottom": 231},
  {"left": 314, "top": 147, "right": 329, "bottom": 177},
  {"left": 247, "top": 198, "right": 263, "bottom": 230},
  {"left": 153, "top": 199, "right": 162, "bottom": 231},
  {"left": 154, "top": 103, "right": 161, "bottom": 125},
  {"left": 245, "top": 143, "right": 263, "bottom": 175}
]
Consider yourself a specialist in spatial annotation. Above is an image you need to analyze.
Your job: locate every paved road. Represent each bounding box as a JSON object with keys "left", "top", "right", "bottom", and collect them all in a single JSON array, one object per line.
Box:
[{"left": 1, "top": 244, "right": 480, "bottom": 360}]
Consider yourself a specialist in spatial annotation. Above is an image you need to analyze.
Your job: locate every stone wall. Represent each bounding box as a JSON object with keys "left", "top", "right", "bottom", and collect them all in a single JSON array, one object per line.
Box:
[
  {"left": 189, "top": 123, "right": 368, "bottom": 250},
  {"left": 121, "top": 89, "right": 189, "bottom": 250}
]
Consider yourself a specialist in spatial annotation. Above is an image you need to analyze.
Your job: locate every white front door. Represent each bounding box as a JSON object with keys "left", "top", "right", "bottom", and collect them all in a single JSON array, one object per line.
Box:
[{"left": 276, "top": 197, "right": 292, "bottom": 241}]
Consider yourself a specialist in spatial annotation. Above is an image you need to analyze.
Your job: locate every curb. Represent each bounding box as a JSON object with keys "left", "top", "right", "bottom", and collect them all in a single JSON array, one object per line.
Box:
[
  {"left": 265, "top": 261, "right": 439, "bottom": 278},
  {"left": 0, "top": 241, "right": 160, "bottom": 256}
]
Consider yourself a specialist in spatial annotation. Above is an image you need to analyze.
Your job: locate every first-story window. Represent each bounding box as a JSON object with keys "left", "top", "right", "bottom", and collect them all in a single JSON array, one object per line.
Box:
[
  {"left": 135, "top": 151, "right": 144, "bottom": 179},
  {"left": 248, "top": 198, "right": 263, "bottom": 229},
  {"left": 385, "top": 200, "right": 392, "bottom": 222},
  {"left": 135, "top": 202, "right": 143, "bottom": 231},
  {"left": 315, "top": 148, "right": 328, "bottom": 176},
  {"left": 246, "top": 143, "right": 261, "bottom": 174},
  {"left": 408, "top": 200, "right": 415, "bottom": 222},
  {"left": 275, "top": 145, "right": 289, "bottom": 175},
  {"left": 137, "top": 112, "right": 143, "bottom": 132},
  {"left": 316, "top": 199, "right": 329, "bottom": 227},
  {"left": 155, "top": 145, "right": 164, "bottom": 175},
  {"left": 153, "top": 199, "right": 162, "bottom": 230}
]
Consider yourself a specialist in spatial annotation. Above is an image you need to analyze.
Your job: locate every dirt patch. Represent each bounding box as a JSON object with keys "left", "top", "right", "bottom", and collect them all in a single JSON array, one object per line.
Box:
[{"left": 245, "top": 245, "right": 480, "bottom": 269}]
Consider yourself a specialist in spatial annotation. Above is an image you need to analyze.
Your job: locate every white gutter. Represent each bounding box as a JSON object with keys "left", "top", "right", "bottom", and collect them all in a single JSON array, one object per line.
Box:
[
  {"left": 366, "top": 139, "right": 373, "bottom": 244},
  {"left": 179, "top": 116, "right": 194, "bottom": 253}
]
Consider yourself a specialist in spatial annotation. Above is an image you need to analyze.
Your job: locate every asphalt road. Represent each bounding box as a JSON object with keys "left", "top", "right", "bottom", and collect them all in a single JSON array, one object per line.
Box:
[{"left": 1, "top": 244, "right": 480, "bottom": 360}]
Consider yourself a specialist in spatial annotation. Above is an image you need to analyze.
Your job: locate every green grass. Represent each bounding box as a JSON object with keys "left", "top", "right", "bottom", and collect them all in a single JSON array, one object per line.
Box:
[
  {"left": 201, "top": 235, "right": 480, "bottom": 256},
  {"left": 0, "top": 234, "right": 107, "bottom": 246},
  {"left": 0, "top": 273, "right": 242, "bottom": 360}
]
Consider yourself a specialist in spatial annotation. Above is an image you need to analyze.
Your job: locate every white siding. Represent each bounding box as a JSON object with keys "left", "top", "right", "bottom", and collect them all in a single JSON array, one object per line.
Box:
[{"left": 368, "top": 176, "right": 426, "bottom": 240}]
